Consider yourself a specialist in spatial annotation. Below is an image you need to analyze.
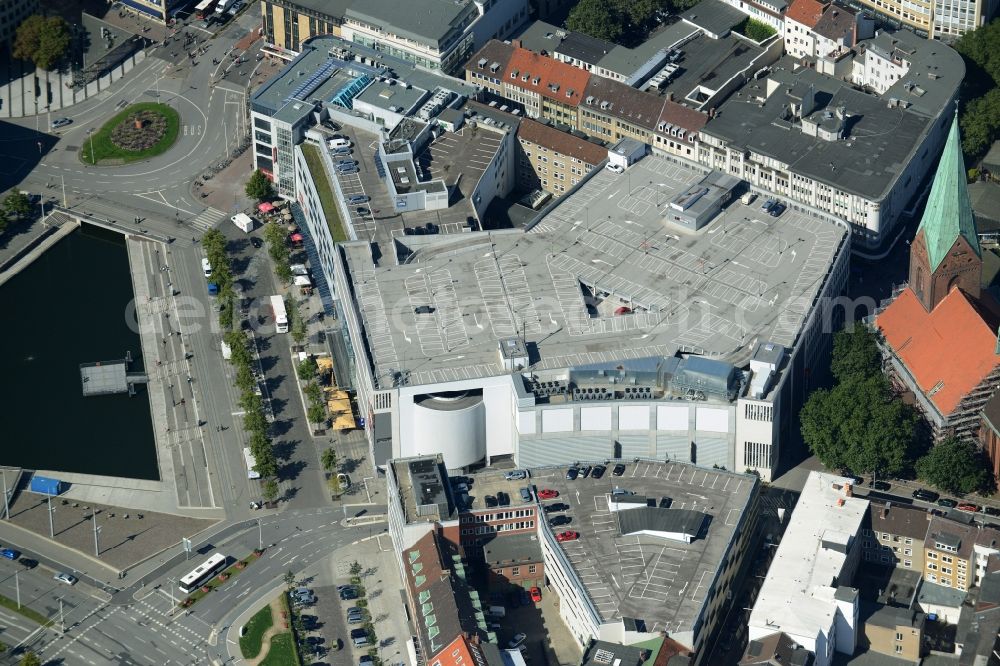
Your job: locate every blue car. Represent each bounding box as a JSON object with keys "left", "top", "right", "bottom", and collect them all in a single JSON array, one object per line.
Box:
[
  {"left": 761, "top": 199, "right": 775, "bottom": 212},
  {"left": 1, "top": 548, "right": 21, "bottom": 560},
  {"left": 769, "top": 202, "right": 786, "bottom": 217}
]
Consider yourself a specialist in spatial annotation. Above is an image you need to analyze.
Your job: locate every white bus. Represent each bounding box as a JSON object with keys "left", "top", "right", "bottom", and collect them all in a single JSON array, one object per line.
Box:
[
  {"left": 269, "top": 295, "right": 288, "bottom": 333},
  {"left": 178, "top": 553, "right": 227, "bottom": 594},
  {"left": 243, "top": 447, "right": 261, "bottom": 479},
  {"left": 194, "top": 0, "right": 217, "bottom": 19}
]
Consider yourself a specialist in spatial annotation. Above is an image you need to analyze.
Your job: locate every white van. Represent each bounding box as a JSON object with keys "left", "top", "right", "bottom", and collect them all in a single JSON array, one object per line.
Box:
[
  {"left": 328, "top": 138, "right": 352, "bottom": 149},
  {"left": 201, "top": 257, "right": 212, "bottom": 278}
]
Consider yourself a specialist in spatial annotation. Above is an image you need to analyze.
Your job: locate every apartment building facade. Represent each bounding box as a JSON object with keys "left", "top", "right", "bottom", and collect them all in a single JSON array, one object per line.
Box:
[
  {"left": 920, "top": 517, "right": 1000, "bottom": 591},
  {"left": 0, "top": 0, "right": 36, "bottom": 45},
  {"left": 784, "top": 0, "right": 870, "bottom": 60},
  {"left": 850, "top": 0, "right": 997, "bottom": 38},
  {"left": 515, "top": 117, "right": 605, "bottom": 197},
  {"left": 466, "top": 41, "right": 709, "bottom": 162},
  {"left": 863, "top": 501, "right": 931, "bottom": 572}
]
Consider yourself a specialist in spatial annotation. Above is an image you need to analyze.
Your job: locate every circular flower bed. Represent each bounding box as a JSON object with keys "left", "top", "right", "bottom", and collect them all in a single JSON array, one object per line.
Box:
[{"left": 109, "top": 110, "right": 169, "bottom": 152}]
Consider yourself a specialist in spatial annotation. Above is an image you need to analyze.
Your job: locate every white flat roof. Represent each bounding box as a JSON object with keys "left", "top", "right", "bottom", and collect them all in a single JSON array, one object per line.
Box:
[{"left": 748, "top": 471, "right": 868, "bottom": 644}]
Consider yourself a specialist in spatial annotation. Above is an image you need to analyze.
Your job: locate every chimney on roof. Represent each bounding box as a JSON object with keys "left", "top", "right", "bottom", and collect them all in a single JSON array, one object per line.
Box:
[
  {"left": 512, "top": 39, "right": 522, "bottom": 49},
  {"left": 995, "top": 325, "right": 1000, "bottom": 354},
  {"left": 883, "top": 503, "right": 890, "bottom": 518},
  {"left": 845, "top": 483, "right": 853, "bottom": 498}
]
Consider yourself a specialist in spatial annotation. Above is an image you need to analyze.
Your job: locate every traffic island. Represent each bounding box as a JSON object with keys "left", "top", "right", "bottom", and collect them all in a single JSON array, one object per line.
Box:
[{"left": 80, "top": 102, "right": 180, "bottom": 165}]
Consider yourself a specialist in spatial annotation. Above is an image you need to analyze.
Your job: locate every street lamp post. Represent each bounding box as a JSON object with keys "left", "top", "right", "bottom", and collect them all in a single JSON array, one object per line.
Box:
[
  {"left": 14, "top": 569, "right": 20, "bottom": 608},
  {"left": 2, "top": 471, "right": 9, "bottom": 520},
  {"left": 93, "top": 516, "right": 102, "bottom": 557},
  {"left": 87, "top": 129, "right": 95, "bottom": 165},
  {"left": 257, "top": 518, "right": 263, "bottom": 551},
  {"left": 47, "top": 494, "right": 55, "bottom": 538}
]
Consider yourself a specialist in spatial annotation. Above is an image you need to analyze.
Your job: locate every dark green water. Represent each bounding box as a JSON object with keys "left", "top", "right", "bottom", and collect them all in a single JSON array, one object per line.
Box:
[{"left": 0, "top": 226, "right": 158, "bottom": 479}]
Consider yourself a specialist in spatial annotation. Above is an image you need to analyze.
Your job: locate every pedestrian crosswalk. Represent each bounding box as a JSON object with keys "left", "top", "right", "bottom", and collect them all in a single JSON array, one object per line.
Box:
[{"left": 189, "top": 206, "right": 225, "bottom": 232}]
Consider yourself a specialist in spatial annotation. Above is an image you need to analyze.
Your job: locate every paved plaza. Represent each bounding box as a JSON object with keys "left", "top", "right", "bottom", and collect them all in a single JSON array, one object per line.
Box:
[{"left": 4, "top": 490, "right": 214, "bottom": 570}]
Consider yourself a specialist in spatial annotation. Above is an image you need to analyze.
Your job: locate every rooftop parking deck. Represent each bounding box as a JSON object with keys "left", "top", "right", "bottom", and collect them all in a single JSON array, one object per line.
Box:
[
  {"left": 528, "top": 460, "right": 756, "bottom": 634},
  {"left": 341, "top": 154, "right": 848, "bottom": 389}
]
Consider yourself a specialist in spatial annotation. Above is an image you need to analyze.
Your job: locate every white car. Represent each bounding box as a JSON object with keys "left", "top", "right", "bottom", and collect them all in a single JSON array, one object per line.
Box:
[
  {"left": 605, "top": 163, "right": 625, "bottom": 174},
  {"left": 54, "top": 572, "right": 78, "bottom": 586}
]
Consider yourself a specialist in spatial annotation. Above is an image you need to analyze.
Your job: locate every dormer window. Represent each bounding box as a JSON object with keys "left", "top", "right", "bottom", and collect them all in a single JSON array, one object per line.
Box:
[{"left": 510, "top": 69, "right": 519, "bottom": 79}]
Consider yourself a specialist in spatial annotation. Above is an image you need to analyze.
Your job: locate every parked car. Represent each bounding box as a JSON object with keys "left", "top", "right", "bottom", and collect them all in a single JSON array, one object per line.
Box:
[
  {"left": 18, "top": 557, "right": 37, "bottom": 569},
  {"left": 937, "top": 498, "right": 958, "bottom": 508},
  {"left": 518, "top": 589, "right": 530, "bottom": 606},
  {"left": 356, "top": 207, "right": 371, "bottom": 216},
  {"left": 496, "top": 491, "right": 510, "bottom": 506},
  {"left": 612, "top": 463, "right": 626, "bottom": 476},
  {"left": 543, "top": 502, "right": 569, "bottom": 513},
  {"left": 51, "top": 117, "right": 72, "bottom": 128},
  {"left": 519, "top": 487, "right": 532, "bottom": 503},
  {"left": 912, "top": 488, "right": 939, "bottom": 502},
  {"left": 337, "top": 159, "right": 358, "bottom": 167},
  {"left": 580, "top": 465, "right": 593, "bottom": 478},
  {"left": 250, "top": 237, "right": 263, "bottom": 249},
  {"left": 348, "top": 195, "right": 370, "bottom": 204},
  {"left": 611, "top": 487, "right": 635, "bottom": 496},
  {"left": 529, "top": 586, "right": 542, "bottom": 603},
  {"left": 591, "top": 465, "right": 606, "bottom": 479},
  {"left": 54, "top": 572, "right": 77, "bottom": 585},
  {"left": 360, "top": 657, "right": 374, "bottom": 666},
  {"left": 0, "top": 549, "right": 20, "bottom": 560},
  {"left": 509, "top": 633, "right": 527, "bottom": 649},
  {"left": 338, "top": 166, "right": 359, "bottom": 175},
  {"left": 339, "top": 586, "right": 358, "bottom": 600},
  {"left": 328, "top": 138, "right": 352, "bottom": 149},
  {"left": 485, "top": 495, "right": 498, "bottom": 507},
  {"left": 872, "top": 480, "right": 891, "bottom": 491},
  {"left": 537, "top": 489, "right": 558, "bottom": 500},
  {"left": 983, "top": 506, "right": 1000, "bottom": 517},
  {"left": 659, "top": 497, "right": 673, "bottom": 508},
  {"left": 958, "top": 503, "right": 980, "bottom": 513},
  {"left": 605, "top": 163, "right": 625, "bottom": 174},
  {"left": 556, "top": 531, "right": 579, "bottom": 542},
  {"left": 761, "top": 199, "right": 775, "bottom": 212},
  {"left": 291, "top": 587, "right": 315, "bottom": 604},
  {"left": 769, "top": 202, "right": 786, "bottom": 217},
  {"left": 566, "top": 467, "right": 579, "bottom": 480},
  {"left": 504, "top": 470, "right": 528, "bottom": 481},
  {"left": 227, "top": 0, "right": 244, "bottom": 14},
  {"left": 549, "top": 515, "right": 572, "bottom": 527},
  {"left": 332, "top": 147, "right": 353, "bottom": 156}
]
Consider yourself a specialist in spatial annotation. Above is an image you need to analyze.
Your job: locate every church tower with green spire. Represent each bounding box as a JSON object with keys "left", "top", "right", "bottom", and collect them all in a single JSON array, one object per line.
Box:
[{"left": 908, "top": 112, "right": 981, "bottom": 313}]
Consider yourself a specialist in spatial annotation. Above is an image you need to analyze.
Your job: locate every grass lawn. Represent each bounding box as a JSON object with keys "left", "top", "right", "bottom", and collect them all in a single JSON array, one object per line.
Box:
[
  {"left": 0, "top": 594, "right": 52, "bottom": 627},
  {"left": 259, "top": 632, "right": 299, "bottom": 666},
  {"left": 80, "top": 102, "right": 180, "bottom": 165},
  {"left": 239, "top": 603, "right": 274, "bottom": 659},
  {"left": 301, "top": 143, "right": 347, "bottom": 242}
]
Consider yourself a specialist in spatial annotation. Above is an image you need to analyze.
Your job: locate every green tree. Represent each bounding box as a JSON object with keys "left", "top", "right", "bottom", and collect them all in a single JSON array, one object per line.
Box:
[
  {"left": 800, "top": 374, "right": 920, "bottom": 478},
  {"left": 307, "top": 403, "right": 327, "bottom": 425},
  {"left": 245, "top": 169, "right": 274, "bottom": 202},
  {"left": 291, "top": 299, "right": 308, "bottom": 344},
  {"left": 13, "top": 15, "right": 71, "bottom": 71},
  {"left": 0, "top": 208, "right": 9, "bottom": 236},
  {"left": 567, "top": 0, "right": 626, "bottom": 42},
  {"left": 263, "top": 479, "right": 280, "bottom": 503},
  {"left": 244, "top": 406, "right": 268, "bottom": 435},
  {"left": 954, "top": 19, "right": 1000, "bottom": 160},
  {"left": 350, "top": 561, "right": 363, "bottom": 577},
  {"left": 283, "top": 569, "right": 296, "bottom": 588},
  {"left": 275, "top": 263, "right": 293, "bottom": 284},
  {"left": 19, "top": 652, "right": 42, "bottom": 666},
  {"left": 3, "top": 191, "right": 31, "bottom": 219},
  {"left": 916, "top": 437, "right": 993, "bottom": 495},
  {"left": 321, "top": 447, "right": 338, "bottom": 472},
  {"left": 831, "top": 325, "right": 883, "bottom": 383},
  {"left": 327, "top": 473, "right": 343, "bottom": 496},
  {"left": 296, "top": 357, "right": 317, "bottom": 381},
  {"left": 255, "top": 448, "right": 278, "bottom": 478},
  {"left": 736, "top": 17, "right": 777, "bottom": 41},
  {"left": 304, "top": 382, "right": 323, "bottom": 405},
  {"left": 236, "top": 364, "right": 256, "bottom": 394}
]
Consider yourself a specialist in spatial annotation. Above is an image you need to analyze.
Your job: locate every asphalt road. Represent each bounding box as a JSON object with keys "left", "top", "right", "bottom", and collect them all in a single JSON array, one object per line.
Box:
[{"left": 3, "top": 508, "right": 384, "bottom": 665}]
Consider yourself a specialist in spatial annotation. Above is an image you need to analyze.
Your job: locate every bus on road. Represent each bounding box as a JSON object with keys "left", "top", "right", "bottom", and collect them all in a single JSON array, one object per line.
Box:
[
  {"left": 270, "top": 295, "right": 288, "bottom": 333},
  {"left": 194, "top": 0, "right": 217, "bottom": 19},
  {"left": 243, "top": 447, "right": 261, "bottom": 479},
  {"left": 178, "top": 553, "right": 227, "bottom": 594}
]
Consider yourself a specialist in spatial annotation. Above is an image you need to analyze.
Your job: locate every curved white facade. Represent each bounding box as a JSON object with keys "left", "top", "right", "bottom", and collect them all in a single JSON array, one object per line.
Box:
[{"left": 411, "top": 393, "right": 487, "bottom": 469}]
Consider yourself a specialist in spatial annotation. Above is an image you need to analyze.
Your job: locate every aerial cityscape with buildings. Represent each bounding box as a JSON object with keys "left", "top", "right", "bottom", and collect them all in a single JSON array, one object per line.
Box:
[{"left": 0, "top": 0, "right": 998, "bottom": 664}]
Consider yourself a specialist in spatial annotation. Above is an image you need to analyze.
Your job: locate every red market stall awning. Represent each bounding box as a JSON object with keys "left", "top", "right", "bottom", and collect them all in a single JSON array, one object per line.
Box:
[
  {"left": 290, "top": 233, "right": 304, "bottom": 242},
  {"left": 258, "top": 202, "right": 275, "bottom": 213}
]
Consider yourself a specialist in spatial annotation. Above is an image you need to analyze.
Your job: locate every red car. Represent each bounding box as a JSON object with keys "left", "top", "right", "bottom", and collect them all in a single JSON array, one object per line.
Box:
[
  {"left": 530, "top": 586, "right": 542, "bottom": 603},
  {"left": 958, "top": 503, "right": 979, "bottom": 513},
  {"left": 537, "top": 489, "right": 559, "bottom": 500},
  {"left": 556, "top": 531, "right": 579, "bottom": 542}
]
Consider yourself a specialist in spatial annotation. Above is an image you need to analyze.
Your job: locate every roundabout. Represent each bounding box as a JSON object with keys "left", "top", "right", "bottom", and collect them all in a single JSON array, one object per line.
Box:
[{"left": 80, "top": 102, "right": 180, "bottom": 166}]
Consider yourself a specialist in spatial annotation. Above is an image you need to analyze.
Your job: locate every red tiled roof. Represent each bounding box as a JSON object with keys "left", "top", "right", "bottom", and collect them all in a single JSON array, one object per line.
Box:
[
  {"left": 876, "top": 287, "right": 1000, "bottom": 416},
  {"left": 503, "top": 47, "right": 591, "bottom": 106},
  {"left": 517, "top": 118, "right": 607, "bottom": 164},
  {"left": 786, "top": 0, "right": 828, "bottom": 28},
  {"left": 658, "top": 99, "right": 709, "bottom": 137}
]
